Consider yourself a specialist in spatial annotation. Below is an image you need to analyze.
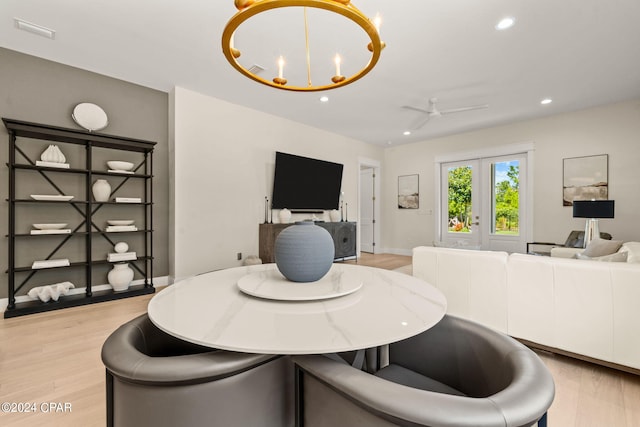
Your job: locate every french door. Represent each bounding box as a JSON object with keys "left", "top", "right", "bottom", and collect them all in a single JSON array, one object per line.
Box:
[{"left": 440, "top": 154, "right": 528, "bottom": 252}]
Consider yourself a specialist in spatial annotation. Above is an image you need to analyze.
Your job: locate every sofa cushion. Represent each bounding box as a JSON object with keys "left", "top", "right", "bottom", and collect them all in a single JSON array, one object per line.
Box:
[
  {"left": 582, "top": 238, "right": 623, "bottom": 257},
  {"left": 619, "top": 242, "right": 640, "bottom": 263},
  {"left": 576, "top": 251, "right": 628, "bottom": 262}
]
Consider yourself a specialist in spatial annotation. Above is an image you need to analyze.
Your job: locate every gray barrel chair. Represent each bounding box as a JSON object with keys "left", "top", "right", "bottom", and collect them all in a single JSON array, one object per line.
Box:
[
  {"left": 293, "top": 315, "right": 554, "bottom": 427},
  {"left": 101, "top": 313, "right": 293, "bottom": 427}
]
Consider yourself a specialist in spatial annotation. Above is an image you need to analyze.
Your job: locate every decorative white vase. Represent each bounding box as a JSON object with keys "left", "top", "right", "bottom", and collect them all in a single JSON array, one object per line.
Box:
[
  {"left": 279, "top": 208, "right": 292, "bottom": 224},
  {"left": 92, "top": 179, "right": 111, "bottom": 202},
  {"left": 330, "top": 209, "right": 341, "bottom": 222},
  {"left": 108, "top": 263, "right": 134, "bottom": 291},
  {"left": 41, "top": 144, "right": 66, "bottom": 163}
]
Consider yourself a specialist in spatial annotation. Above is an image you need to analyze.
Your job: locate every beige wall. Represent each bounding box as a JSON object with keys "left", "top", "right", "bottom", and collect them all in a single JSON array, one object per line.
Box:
[
  {"left": 169, "top": 87, "right": 383, "bottom": 281},
  {"left": 0, "top": 48, "right": 170, "bottom": 300},
  {"left": 382, "top": 98, "right": 640, "bottom": 253}
]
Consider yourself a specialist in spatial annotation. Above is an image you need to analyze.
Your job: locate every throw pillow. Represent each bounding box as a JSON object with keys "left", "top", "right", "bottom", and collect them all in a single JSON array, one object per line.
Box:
[
  {"left": 582, "top": 238, "right": 623, "bottom": 257},
  {"left": 619, "top": 242, "right": 640, "bottom": 263},
  {"left": 576, "top": 252, "right": 628, "bottom": 262}
]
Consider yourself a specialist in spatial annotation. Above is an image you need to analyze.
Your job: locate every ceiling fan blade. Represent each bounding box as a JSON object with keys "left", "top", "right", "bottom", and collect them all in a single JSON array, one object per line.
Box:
[
  {"left": 401, "top": 105, "right": 430, "bottom": 114},
  {"left": 411, "top": 115, "right": 431, "bottom": 130},
  {"left": 439, "top": 104, "right": 489, "bottom": 115}
]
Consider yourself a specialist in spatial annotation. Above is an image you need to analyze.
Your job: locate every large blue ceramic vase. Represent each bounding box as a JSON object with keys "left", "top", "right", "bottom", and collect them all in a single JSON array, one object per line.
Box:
[{"left": 274, "top": 221, "right": 335, "bottom": 282}]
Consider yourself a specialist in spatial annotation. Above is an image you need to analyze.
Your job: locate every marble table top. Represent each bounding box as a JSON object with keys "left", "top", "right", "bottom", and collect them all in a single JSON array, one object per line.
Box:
[{"left": 147, "top": 263, "right": 447, "bottom": 355}]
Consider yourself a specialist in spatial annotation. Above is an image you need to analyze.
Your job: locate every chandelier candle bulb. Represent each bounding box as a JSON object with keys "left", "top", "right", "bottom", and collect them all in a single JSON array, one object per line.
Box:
[
  {"left": 373, "top": 13, "right": 382, "bottom": 33},
  {"left": 278, "top": 56, "right": 284, "bottom": 79},
  {"left": 334, "top": 54, "right": 341, "bottom": 76}
]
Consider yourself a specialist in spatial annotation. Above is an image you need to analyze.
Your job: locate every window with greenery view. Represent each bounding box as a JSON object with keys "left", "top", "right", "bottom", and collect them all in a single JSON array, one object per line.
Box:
[
  {"left": 493, "top": 161, "right": 519, "bottom": 234},
  {"left": 447, "top": 166, "right": 472, "bottom": 233}
]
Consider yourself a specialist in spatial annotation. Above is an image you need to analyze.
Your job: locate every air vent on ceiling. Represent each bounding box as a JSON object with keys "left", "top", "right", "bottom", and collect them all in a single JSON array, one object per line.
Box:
[
  {"left": 14, "top": 18, "right": 56, "bottom": 39},
  {"left": 247, "top": 64, "right": 265, "bottom": 75}
]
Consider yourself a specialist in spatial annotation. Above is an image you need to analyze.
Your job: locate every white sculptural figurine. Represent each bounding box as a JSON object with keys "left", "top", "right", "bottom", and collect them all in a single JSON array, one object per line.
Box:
[{"left": 28, "top": 281, "right": 75, "bottom": 303}]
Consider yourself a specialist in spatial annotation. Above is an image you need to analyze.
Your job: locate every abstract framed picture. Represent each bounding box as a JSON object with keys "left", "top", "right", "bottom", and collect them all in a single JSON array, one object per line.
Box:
[
  {"left": 562, "top": 154, "right": 608, "bottom": 206},
  {"left": 398, "top": 174, "right": 419, "bottom": 209}
]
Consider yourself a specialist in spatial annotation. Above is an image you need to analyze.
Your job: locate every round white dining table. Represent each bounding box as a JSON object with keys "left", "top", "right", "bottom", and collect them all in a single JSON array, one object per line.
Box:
[{"left": 147, "top": 263, "right": 447, "bottom": 355}]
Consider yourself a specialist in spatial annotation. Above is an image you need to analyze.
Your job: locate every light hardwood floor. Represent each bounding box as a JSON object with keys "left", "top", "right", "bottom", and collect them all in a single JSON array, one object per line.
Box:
[{"left": 1, "top": 254, "right": 638, "bottom": 426}]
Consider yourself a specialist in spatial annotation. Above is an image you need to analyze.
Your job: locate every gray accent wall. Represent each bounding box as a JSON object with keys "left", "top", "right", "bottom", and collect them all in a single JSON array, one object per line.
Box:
[{"left": 0, "top": 48, "right": 169, "bottom": 299}]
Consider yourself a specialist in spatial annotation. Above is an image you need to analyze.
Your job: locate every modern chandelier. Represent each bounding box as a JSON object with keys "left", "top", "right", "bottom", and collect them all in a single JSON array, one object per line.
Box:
[{"left": 222, "top": 0, "right": 385, "bottom": 92}]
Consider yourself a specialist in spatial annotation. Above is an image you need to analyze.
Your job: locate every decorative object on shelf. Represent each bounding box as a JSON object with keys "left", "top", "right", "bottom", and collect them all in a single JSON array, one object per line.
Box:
[
  {"left": 31, "top": 259, "right": 70, "bottom": 269},
  {"left": 32, "top": 223, "right": 67, "bottom": 230},
  {"left": 222, "top": 0, "right": 385, "bottom": 92},
  {"left": 274, "top": 220, "right": 335, "bottom": 282},
  {"left": 30, "top": 194, "right": 74, "bottom": 201},
  {"left": 108, "top": 241, "right": 137, "bottom": 262},
  {"left": 107, "top": 160, "right": 134, "bottom": 173},
  {"left": 108, "top": 220, "right": 135, "bottom": 226},
  {"left": 106, "top": 221, "right": 137, "bottom": 232},
  {"left": 279, "top": 208, "right": 292, "bottom": 223},
  {"left": 31, "top": 228, "right": 71, "bottom": 235},
  {"left": 114, "top": 241, "right": 129, "bottom": 253},
  {"left": 563, "top": 154, "right": 608, "bottom": 206},
  {"left": 72, "top": 102, "right": 109, "bottom": 132},
  {"left": 573, "top": 200, "right": 615, "bottom": 248},
  {"left": 92, "top": 179, "right": 111, "bottom": 202},
  {"left": 108, "top": 263, "right": 134, "bottom": 291},
  {"left": 398, "top": 174, "right": 419, "bottom": 209},
  {"left": 264, "top": 196, "right": 269, "bottom": 224},
  {"left": 330, "top": 209, "right": 341, "bottom": 222},
  {"left": 27, "top": 281, "right": 75, "bottom": 303},
  {"left": 114, "top": 197, "right": 141, "bottom": 203},
  {"left": 41, "top": 144, "right": 66, "bottom": 163},
  {"left": 36, "top": 144, "right": 69, "bottom": 168}
]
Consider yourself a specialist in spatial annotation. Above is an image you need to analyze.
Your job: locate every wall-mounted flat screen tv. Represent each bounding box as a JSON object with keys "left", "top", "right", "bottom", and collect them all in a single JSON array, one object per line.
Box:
[{"left": 272, "top": 151, "right": 343, "bottom": 211}]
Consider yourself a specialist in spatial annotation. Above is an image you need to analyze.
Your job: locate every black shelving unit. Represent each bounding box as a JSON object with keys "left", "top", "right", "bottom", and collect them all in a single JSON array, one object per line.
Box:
[{"left": 3, "top": 118, "right": 156, "bottom": 318}]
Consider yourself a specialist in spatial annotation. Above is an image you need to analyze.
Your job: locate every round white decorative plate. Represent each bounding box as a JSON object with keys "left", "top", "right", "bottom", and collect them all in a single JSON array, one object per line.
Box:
[
  {"left": 33, "top": 223, "right": 67, "bottom": 230},
  {"left": 107, "top": 220, "right": 135, "bottom": 226},
  {"left": 72, "top": 103, "right": 108, "bottom": 131},
  {"left": 237, "top": 267, "right": 363, "bottom": 301}
]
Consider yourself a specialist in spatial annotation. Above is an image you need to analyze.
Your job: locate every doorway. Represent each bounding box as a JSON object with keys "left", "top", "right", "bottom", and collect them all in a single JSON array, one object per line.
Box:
[
  {"left": 359, "top": 159, "right": 380, "bottom": 254},
  {"left": 438, "top": 148, "right": 531, "bottom": 253}
]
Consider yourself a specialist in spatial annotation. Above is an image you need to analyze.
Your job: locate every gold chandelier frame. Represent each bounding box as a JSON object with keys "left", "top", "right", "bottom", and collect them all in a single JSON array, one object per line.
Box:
[{"left": 222, "top": 0, "right": 385, "bottom": 92}]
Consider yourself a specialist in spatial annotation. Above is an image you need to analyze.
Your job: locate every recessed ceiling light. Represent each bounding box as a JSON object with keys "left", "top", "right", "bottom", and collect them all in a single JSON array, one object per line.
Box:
[
  {"left": 495, "top": 17, "right": 515, "bottom": 31},
  {"left": 540, "top": 98, "right": 553, "bottom": 105},
  {"left": 319, "top": 96, "right": 329, "bottom": 103},
  {"left": 14, "top": 18, "right": 55, "bottom": 39},
  {"left": 403, "top": 131, "right": 411, "bottom": 136}
]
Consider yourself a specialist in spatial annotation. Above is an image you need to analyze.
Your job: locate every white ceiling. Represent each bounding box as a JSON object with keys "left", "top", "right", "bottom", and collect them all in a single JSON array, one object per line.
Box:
[{"left": 2, "top": 0, "right": 640, "bottom": 146}]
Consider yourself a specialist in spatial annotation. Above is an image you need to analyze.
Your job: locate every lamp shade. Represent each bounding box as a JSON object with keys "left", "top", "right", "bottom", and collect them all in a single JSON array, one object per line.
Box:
[{"left": 573, "top": 200, "right": 615, "bottom": 218}]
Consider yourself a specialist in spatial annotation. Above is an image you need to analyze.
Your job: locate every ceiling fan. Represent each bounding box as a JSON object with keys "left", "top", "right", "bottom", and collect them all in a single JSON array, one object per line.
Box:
[{"left": 402, "top": 97, "right": 489, "bottom": 129}]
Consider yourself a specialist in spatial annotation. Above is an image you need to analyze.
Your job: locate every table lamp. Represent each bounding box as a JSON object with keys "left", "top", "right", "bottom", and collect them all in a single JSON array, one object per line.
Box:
[{"left": 573, "top": 200, "right": 615, "bottom": 248}]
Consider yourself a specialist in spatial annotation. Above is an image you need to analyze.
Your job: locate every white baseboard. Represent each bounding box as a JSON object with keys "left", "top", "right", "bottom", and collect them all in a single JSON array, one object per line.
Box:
[
  {"left": 381, "top": 248, "right": 413, "bottom": 257},
  {"left": 0, "top": 276, "right": 170, "bottom": 314}
]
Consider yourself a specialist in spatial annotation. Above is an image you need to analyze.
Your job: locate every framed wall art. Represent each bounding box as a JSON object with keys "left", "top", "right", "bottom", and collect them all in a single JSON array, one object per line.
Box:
[
  {"left": 398, "top": 174, "right": 419, "bottom": 209},
  {"left": 562, "top": 154, "right": 608, "bottom": 206}
]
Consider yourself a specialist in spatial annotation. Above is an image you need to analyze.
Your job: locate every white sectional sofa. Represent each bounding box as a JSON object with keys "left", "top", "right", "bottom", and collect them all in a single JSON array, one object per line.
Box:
[{"left": 412, "top": 245, "right": 640, "bottom": 373}]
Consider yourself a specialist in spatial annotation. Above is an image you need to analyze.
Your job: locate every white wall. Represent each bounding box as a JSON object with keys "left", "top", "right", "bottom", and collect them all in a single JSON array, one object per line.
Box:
[
  {"left": 169, "top": 87, "right": 383, "bottom": 281},
  {"left": 383, "top": 98, "right": 640, "bottom": 253}
]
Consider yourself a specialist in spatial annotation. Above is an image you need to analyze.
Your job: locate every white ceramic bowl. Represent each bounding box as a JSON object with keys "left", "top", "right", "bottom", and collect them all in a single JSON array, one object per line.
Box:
[
  {"left": 107, "top": 161, "right": 134, "bottom": 171},
  {"left": 107, "top": 220, "right": 135, "bottom": 226},
  {"left": 33, "top": 223, "right": 67, "bottom": 230}
]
